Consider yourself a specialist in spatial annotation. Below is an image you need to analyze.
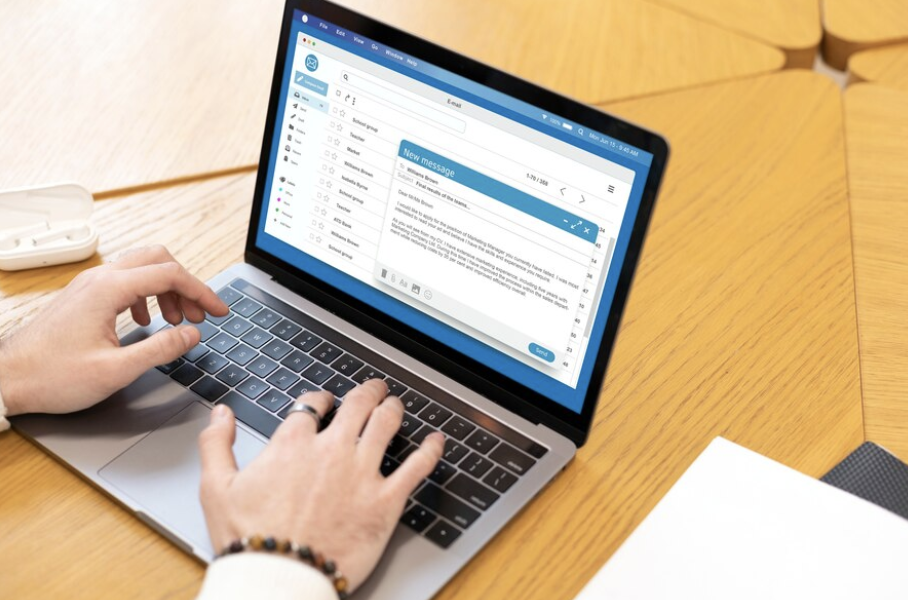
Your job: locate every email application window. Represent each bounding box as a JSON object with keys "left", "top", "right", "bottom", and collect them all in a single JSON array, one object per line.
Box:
[{"left": 260, "top": 13, "right": 648, "bottom": 404}]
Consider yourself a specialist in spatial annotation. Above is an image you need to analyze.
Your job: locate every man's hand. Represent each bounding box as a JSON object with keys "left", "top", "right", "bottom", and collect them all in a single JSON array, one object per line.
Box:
[
  {"left": 0, "top": 245, "right": 228, "bottom": 416},
  {"left": 199, "top": 380, "right": 445, "bottom": 592}
]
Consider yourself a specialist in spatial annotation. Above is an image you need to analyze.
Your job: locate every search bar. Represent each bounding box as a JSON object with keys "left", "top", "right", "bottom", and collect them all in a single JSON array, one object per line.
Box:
[{"left": 341, "top": 71, "right": 466, "bottom": 134}]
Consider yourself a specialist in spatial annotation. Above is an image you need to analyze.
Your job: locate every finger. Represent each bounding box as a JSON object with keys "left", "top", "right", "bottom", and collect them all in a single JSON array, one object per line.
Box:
[
  {"left": 109, "top": 262, "right": 227, "bottom": 318},
  {"left": 386, "top": 432, "right": 444, "bottom": 500},
  {"left": 130, "top": 298, "right": 152, "bottom": 326},
  {"left": 178, "top": 294, "right": 207, "bottom": 323},
  {"left": 271, "top": 390, "right": 335, "bottom": 446},
  {"left": 357, "top": 396, "right": 404, "bottom": 469},
  {"left": 107, "top": 245, "right": 177, "bottom": 270},
  {"left": 157, "top": 291, "right": 184, "bottom": 325},
  {"left": 115, "top": 324, "right": 200, "bottom": 382},
  {"left": 328, "top": 379, "right": 388, "bottom": 442},
  {"left": 199, "top": 404, "right": 239, "bottom": 493}
]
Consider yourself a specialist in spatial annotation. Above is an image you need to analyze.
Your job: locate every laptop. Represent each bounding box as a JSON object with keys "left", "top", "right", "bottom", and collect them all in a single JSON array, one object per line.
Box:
[{"left": 13, "top": 1, "right": 668, "bottom": 597}]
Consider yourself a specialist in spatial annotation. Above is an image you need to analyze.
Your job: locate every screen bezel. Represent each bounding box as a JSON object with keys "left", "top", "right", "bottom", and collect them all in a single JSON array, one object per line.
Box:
[{"left": 245, "top": 0, "right": 669, "bottom": 446}]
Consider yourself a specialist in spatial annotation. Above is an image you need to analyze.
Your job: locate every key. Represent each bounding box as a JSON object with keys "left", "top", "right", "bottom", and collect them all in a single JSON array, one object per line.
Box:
[
  {"left": 441, "top": 416, "right": 476, "bottom": 441},
  {"left": 488, "top": 443, "right": 537, "bottom": 476},
  {"left": 197, "top": 352, "right": 229, "bottom": 375},
  {"left": 208, "top": 332, "right": 239, "bottom": 354},
  {"left": 257, "top": 389, "right": 292, "bottom": 413},
  {"left": 418, "top": 402, "right": 453, "bottom": 427},
  {"left": 247, "top": 356, "right": 279, "bottom": 378},
  {"left": 226, "top": 343, "right": 258, "bottom": 366},
  {"left": 446, "top": 473, "right": 499, "bottom": 510},
  {"left": 400, "top": 504, "right": 435, "bottom": 533},
  {"left": 401, "top": 390, "right": 430, "bottom": 414},
  {"left": 261, "top": 338, "right": 293, "bottom": 360},
  {"left": 266, "top": 368, "right": 299, "bottom": 391},
  {"left": 222, "top": 316, "right": 253, "bottom": 337},
  {"left": 415, "top": 483, "right": 480, "bottom": 528},
  {"left": 332, "top": 353, "right": 364, "bottom": 376},
  {"left": 217, "top": 391, "right": 280, "bottom": 438},
  {"left": 424, "top": 521, "right": 462, "bottom": 548},
  {"left": 352, "top": 365, "right": 385, "bottom": 384},
  {"left": 460, "top": 452, "right": 494, "bottom": 478},
  {"left": 232, "top": 298, "right": 263, "bottom": 318},
  {"left": 281, "top": 350, "right": 314, "bottom": 373},
  {"left": 241, "top": 327, "right": 273, "bottom": 349},
  {"left": 464, "top": 429, "right": 500, "bottom": 454},
  {"left": 171, "top": 364, "right": 203, "bottom": 386},
  {"left": 190, "top": 376, "right": 229, "bottom": 403},
  {"left": 216, "top": 363, "right": 249, "bottom": 386},
  {"left": 311, "top": 341, "right": 342, "bottom": 364},
  {"left": 237, "top": 378, "right": 269, "bottom": 400},
  {"left": 217, "top": 287, "right": 243, "bottom": 306},
  {"left": 270, "top": 319, "right": 303, "bottom": 341},
  {"left": 302, "top": 362, "right": 335, "bottom": 385},
  {"left": 250, "top": 309, "right": 282, "bottom": 329},
  {"left": 290, "top": 330, "right": 322, "bottom": 352},
  {"left": 483, "top": 467, "right": 518, "bottom": 493},
  {"left": 156, "top": 358, "right": 184, "bottom": 374}
]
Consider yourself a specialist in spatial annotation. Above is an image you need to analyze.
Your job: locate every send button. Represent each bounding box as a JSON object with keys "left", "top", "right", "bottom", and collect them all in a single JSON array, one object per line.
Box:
[{"left": 528, "top": 343, "right": 555, "bottom": 363}]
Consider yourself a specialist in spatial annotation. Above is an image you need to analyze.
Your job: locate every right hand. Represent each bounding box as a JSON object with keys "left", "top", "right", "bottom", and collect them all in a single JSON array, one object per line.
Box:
[{"left": 198, "top": 379, "right": 444, "bottom": 591}]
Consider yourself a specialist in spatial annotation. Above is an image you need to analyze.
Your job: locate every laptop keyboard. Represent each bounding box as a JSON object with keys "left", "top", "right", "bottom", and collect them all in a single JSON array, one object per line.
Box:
[{"left": 156, "top": 278, "right": 547, "bottom": 549}]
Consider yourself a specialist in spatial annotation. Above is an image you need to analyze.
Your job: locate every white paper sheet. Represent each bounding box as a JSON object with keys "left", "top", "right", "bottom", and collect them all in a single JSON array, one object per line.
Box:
[{"left": 575, "top": 437, "right": 908, "bottom": 599}]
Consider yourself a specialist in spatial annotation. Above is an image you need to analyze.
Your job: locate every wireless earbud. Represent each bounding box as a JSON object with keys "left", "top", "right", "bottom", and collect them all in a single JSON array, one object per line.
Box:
[{"left": 31, "top": 221, "right": 93, "bottom": 246}]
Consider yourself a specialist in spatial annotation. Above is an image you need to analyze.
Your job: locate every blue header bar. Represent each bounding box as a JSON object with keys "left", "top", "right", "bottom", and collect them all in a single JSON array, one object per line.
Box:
[
  {"left": 398, "top": 141, "right": 599, "bottom": 244},
  {"left": 295, "top": 10, "right": 652, "bottom": 167}
]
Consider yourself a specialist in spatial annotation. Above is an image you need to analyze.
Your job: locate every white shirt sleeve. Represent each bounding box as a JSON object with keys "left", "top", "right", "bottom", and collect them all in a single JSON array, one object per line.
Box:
[{"left": 195, "top": 553, "right": 338, "bottom": 600}]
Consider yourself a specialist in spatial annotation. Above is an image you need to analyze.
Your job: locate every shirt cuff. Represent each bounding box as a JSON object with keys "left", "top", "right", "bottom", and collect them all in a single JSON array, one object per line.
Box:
[{"left": 196, "top": 553, "right": 338, "bottom": 600}]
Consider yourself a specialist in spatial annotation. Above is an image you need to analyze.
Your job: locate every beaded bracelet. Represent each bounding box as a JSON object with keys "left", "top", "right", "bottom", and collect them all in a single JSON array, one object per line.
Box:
[{"left": 218, "top": 534, "right": 349, "bottom": 599}]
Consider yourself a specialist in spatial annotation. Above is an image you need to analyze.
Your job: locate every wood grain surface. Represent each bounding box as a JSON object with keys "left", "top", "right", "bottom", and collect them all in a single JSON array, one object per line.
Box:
[
  {"left": 335, "top": 0, "right": 784, "bottom": 105},
  {"left": 0, "top": 0, "right": 282, "bottom": 195},
  {"left": 844, "top": 84, "right": 908, "bottom": 463},
  {"left": 644, "top": 0, "right": 821, "bottom": 67},
  {"left": 0, "top": 70, "right": 863, "bottom": 599},
  {"left": 848, "top": 42, "right": 908, "bottom": 90},
  {"left": 822, "top": 0, "right": 908, "bottom": 69}
]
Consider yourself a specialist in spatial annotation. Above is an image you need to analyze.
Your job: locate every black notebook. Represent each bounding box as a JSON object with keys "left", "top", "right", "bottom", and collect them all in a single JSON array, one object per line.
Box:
[{"left": 821, "top": 441, "right": 908, "bottom": 521}]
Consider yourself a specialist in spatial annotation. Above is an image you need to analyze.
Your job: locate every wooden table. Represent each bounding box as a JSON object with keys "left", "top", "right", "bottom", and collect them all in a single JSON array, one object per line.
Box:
[
  {"left": 0, "top": 70, "right": 864, "bottom": 599},
  {"left": 848, "top": 42, "right": 908, "bottom": 90},
  {"left": 844, "top": 84, "right": 908, "bottom": 463},
  {"left": 338, "top": 0, "right": 784, "bottom": 104},
  {"left": 822, "top": 0, "right": 908, "bottom": 69},
  {"left": 0, "top": 0, "right": 283, "bottom": 196},
  {"left": 644, "top": 0, "right": 821, "bottom": 67}
]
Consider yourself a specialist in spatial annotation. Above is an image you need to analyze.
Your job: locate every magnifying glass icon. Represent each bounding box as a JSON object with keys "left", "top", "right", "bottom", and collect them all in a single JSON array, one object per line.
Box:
[
  {"left": 343, "top": 73, "right": 349, "bottom": 81},
  {"left": 578, "top": 128, "right": 584, "bottom": 135}
]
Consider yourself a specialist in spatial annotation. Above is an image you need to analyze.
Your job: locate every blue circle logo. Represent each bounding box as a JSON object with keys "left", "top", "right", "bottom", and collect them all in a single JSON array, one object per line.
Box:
[{"left": 305, "top": 54, "right": 319, "bottom": 72}]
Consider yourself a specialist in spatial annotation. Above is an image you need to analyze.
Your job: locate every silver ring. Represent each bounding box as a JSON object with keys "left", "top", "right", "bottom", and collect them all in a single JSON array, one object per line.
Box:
[{"left": 286, "top": 402, "right": 323, "bottom": 430}]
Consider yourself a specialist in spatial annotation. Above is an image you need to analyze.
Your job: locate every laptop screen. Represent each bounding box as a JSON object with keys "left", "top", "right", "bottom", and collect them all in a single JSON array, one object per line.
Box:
[{"left": 254, "top": 8, "right": 654, "bottom": 415}]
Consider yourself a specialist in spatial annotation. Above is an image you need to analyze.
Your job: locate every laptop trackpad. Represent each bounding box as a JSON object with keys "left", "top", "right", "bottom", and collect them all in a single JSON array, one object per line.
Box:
[{"left": 99, "top": 402, "right": 265, "bottom": 557}]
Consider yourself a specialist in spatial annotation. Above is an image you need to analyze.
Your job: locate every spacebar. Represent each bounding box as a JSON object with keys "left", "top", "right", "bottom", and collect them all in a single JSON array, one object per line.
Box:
[{"left": 216, "top": 391, "right": 280, "bottom": 438}]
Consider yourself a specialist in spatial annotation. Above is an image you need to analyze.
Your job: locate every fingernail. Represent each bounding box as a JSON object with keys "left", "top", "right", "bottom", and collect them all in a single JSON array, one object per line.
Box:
[
  {"left": 180, "top": 326, "right": 196, "bottom": 347},
  {"left": 212, "top": 405, "right": 229, "bottom": 421}
]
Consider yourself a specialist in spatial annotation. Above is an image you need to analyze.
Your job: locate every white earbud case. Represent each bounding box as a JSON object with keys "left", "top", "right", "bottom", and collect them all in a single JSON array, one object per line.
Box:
[{"left": 0, "top": 183, "right": 100, "bottom": 271}]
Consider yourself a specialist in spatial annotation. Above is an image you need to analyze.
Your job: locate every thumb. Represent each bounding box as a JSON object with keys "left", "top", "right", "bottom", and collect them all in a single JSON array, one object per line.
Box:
[
  {"left": 119, "top": 324, "right": 200, "bottom": 381},
  {"left": 199, "top": 405, "right": 239, "bottom": 489}
]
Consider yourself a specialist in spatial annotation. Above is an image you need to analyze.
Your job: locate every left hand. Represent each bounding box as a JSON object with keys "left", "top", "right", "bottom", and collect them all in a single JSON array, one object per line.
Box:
[{"left": 0, "top": 245, "right": 228, "bottom": 416}]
